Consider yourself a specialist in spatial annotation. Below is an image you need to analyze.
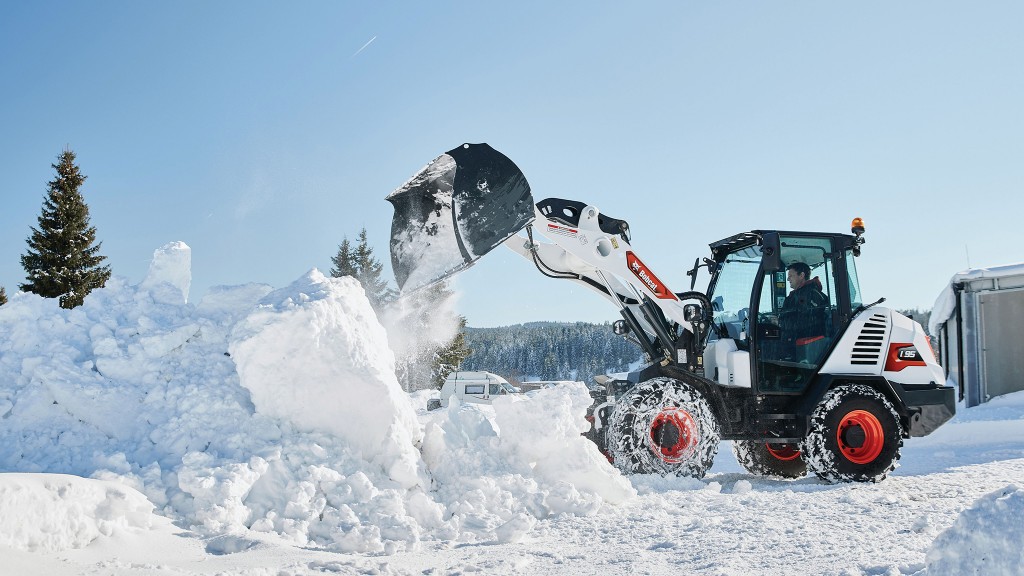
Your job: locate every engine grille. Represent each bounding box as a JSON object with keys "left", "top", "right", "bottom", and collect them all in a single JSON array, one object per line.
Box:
[{"left": 851, "top": 312, "right": 888, "bottom": 365}]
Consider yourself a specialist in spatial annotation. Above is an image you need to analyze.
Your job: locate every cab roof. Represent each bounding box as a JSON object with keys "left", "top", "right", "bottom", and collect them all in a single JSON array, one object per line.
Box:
[{"left": 709, "top": 230, "right": 857, "bottom": 262}]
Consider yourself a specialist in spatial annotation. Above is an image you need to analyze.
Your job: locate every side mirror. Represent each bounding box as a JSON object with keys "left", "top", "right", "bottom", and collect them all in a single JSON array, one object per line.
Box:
[
  {"left": 684, "top": 304, "right": 703, "bottom": 323},
  {"left": 761, "top": 232, "right": 783, "bottom": 272},
  {"left": 612, "top": 320, "right": 630, "bottom": 335}
]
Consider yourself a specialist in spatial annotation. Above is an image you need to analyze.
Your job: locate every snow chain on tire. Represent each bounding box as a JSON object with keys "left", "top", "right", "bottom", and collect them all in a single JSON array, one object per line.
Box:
[
  {"left": 801, "top": 383, "right": 904, "bottom": 483},
  {"left": 732, "top": 440, "right": 807, "bottom": 479},
  {"left": 607, "top": 377, "right": 720, "bottom": 477}
]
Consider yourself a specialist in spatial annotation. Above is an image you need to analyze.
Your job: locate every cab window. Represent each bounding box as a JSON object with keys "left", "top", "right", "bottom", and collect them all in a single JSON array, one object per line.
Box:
[
  {"left": 845, "top": 250, "right": 863, "bottom": 311},
  {"left": 706, "top": 245, "right": 762, "bottom": 345}
]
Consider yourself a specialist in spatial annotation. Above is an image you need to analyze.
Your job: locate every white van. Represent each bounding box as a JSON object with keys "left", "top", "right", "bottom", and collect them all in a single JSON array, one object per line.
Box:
[{"left": 431, "top": 371, "right": 519, "bottom": 409}]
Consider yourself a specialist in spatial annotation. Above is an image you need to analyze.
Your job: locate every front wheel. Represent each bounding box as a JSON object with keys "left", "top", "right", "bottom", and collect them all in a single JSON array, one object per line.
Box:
[
  {"left": 732, "top": 441, "right": 807, "bottom": 479},
  {"left": 607, "top": 378, "right": 720, "bottom": 477},
  {"left": 801, "top": 383, "right": 904, "bottom": 483}
]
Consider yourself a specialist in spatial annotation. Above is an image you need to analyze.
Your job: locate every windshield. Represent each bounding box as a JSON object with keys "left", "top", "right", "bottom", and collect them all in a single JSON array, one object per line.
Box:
[{"left": 707, "top": 245, "right": 762, "bottom": 341}]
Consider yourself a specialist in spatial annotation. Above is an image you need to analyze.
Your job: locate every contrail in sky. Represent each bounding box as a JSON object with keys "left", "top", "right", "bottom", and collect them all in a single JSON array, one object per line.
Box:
[{"left": 352, "top": 36, "right": 377, "bottom": 57}]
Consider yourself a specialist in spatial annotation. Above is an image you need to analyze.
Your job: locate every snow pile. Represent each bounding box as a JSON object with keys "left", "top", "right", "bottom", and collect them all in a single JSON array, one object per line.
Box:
[
  {"left": 229, "top": 270, "right": 425, "bottom": 489},
  {"left": 492, "top": 387, "right": 634, "bottom": 507},
  {"left": 0, "top": 474, "right": 155, "bottom": 552},
  {"left": 925, "top": 484, "right": 1024, "bottom": 575},
  {"left": 139, "top": 240, "right": 192, "bottom": 304},
  {"left": 0, "top": 242, "right": 630, "bottom": 554},
  {"left": 421, "top": 388, "right": 635, "bottom": 542}
]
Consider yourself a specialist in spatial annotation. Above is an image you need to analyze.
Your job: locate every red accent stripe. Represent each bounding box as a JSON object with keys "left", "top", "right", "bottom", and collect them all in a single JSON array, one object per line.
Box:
[
  {"left": 884, "top": 343, "right": 927, "bottom": 372},
  {"left": 795, "top": 336, "right": 825, "bottom": 346}
]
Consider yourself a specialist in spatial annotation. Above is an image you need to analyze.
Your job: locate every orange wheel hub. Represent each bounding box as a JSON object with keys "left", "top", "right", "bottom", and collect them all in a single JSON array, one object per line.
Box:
[
  {"left": 836, "top": 410, "right": 884, "bottom": 464},
  {"left": 766, "top": 443, "right": 801, "bottom": 461},
  {"left": 650, "top": 408, "right": 698, "bottom": 463}
]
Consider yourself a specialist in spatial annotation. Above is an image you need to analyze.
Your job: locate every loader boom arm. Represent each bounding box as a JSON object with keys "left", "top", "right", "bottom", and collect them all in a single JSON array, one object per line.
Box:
[
  {"left": 502, "top": 200, "right": 704, "bottom": 364},
  {"left": 387, "top": 143, "right": 710, "bottom": 365}
]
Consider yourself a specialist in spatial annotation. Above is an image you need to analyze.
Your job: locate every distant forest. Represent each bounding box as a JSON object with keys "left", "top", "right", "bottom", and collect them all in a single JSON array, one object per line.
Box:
[{"left": 461, "top": 322, "right": 644, "bottom": 385}]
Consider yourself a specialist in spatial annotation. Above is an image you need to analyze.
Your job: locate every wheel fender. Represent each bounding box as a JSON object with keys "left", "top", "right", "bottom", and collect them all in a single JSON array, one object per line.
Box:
[
  {"left": 659, "top": 365, "right": 730, "bottom": 432},
  {"left": 797, "top": 375, "right": 911, "bottom": 438}
]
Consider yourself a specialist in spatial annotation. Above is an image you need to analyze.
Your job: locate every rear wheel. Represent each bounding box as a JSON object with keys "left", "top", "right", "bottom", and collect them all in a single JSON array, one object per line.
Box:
[
  {"left": 732, "top": 441, "right": 807, "bottom": 479},
  {"left": 607, "top": 378, "right": 720, "bottom": 477},
  {"left": 801, "top": 383, "right": 904, "bottom": 483}
]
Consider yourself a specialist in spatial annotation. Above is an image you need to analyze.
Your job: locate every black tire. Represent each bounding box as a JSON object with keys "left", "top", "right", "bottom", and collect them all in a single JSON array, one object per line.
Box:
[
  {"left": 607, "top": 377, "right": 720, "bottom": 477},
  {"left": 801, "top": 383, "right": 904, "bottom": 483},
  {"left": 583, "top": 389, "right": 611, "bottom": 456},
  {"left": 732, "top": 441, "right": 807, "bottom": 479}
]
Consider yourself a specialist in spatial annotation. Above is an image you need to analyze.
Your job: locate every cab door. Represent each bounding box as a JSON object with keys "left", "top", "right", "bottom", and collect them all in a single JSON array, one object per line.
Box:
[
  {"left": 752, "top": 235, "right": 842, "bottom": 393},
  {"left": 703, "top": 243, "right": 764, "bottom": 386}
]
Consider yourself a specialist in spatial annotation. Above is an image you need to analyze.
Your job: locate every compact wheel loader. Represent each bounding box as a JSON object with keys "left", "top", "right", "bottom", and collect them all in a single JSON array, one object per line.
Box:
[{"left": 387, "top": 143, "right": 955, "bottom": 483}]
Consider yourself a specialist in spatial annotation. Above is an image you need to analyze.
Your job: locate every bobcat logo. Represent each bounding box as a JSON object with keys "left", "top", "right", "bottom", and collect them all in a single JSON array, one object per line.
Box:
[{"left": 626, "top": 252, "right": 676, "bottom": 300}]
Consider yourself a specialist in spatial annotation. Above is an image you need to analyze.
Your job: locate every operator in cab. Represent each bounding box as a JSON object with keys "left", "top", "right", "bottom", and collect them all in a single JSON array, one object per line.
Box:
[{"left": 780, "top": 262, "right": 828, "bottom": 361}]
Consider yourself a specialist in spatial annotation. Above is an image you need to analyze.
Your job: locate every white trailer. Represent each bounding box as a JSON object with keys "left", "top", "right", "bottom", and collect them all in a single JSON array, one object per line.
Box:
[{"left": 436, "top": 370, "right": 519, "bottom": 408}]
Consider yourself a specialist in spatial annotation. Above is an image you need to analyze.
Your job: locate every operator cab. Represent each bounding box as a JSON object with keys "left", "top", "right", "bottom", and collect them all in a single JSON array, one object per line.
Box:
[{"left": 703, "top": 230, "right": 863, "bottom": 395}]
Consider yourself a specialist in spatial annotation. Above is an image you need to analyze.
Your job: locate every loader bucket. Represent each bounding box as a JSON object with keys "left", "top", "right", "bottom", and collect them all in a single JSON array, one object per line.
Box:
[{"left": 387, "top": 143, "right": 534, "bottom": 292}]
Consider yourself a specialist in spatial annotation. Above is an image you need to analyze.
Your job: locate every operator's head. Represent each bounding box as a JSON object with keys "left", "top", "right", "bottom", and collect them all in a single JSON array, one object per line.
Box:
[{"left": 786, "top": 262, "right": 811, "bottom": 290}]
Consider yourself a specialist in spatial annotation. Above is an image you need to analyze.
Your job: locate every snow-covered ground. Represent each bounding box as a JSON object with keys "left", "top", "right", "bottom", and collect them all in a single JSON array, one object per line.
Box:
[{"left": 1, "top": 243, "right": 1021, "bottom": 575}]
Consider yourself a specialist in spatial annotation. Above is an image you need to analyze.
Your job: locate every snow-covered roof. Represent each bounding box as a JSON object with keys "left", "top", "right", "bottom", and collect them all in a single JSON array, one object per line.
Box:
[{"left": 929, "top": 262, "right": 1024, "bottom": 334}]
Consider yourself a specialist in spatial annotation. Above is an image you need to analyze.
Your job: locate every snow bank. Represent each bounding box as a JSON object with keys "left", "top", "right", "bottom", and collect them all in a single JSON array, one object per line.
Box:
[
  {"left": 229, "top": 270, "right": 424, "bottom": 489},
  {"left": 139, "top": 241, "right": 192, "bottom": 304},
  {"left": 0, "top": 474, "right": 154, "bottom": 552},
  {"left": 0, "top": 242, "right": 630, "bottom": 554},
  {"left": 492, "top": 386, "right": 635, "bottom": 507},
  {"left": 421, "top": 387, "right": 635, "bottom": 542},
  {"left": 925, "top": 484, "right": 1024, "bottom": 575}
]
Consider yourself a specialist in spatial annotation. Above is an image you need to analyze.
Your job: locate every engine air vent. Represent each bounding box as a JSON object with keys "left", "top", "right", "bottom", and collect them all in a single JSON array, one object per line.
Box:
[{"left": 851, "top": 312, "right": 888, "bottom": 365}]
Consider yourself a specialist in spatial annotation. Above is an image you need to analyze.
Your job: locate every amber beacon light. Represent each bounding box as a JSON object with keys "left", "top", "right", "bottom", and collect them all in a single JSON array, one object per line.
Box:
[{"left": 851, "top": 217, "right": 865, "bottom": 236}]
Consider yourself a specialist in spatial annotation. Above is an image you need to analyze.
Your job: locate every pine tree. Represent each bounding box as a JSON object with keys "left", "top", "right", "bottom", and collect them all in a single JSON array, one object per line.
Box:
[
  {"left": 330, "top": 237, "right": 357, "bottom": 278},
  {"left": 353, "top": 228, "right": 395, "bottom": 309},
  {"left": 0, "top": 286, "right": 7, "bottom": 306},
  {"left": 329, "top": 228, "right": 395, "bottom": 310},
  {"left": 20, "top": 149, "right": 111, "bottom": 309},
  {"left": 431, "top": 315, "right": 473, "bottom": 388}
]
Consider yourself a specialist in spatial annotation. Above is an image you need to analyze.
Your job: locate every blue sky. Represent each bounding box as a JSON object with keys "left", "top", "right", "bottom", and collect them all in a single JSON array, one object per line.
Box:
[{"left": 2, "top": 2, "right": 1022, "bottom": 327}]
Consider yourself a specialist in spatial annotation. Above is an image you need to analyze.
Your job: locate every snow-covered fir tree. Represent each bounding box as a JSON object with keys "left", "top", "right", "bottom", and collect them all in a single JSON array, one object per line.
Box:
[
  {"left": 353, "top": 228, "right": 395, "bottom": 310},
  {"left": 330, "top": 230, "right": 393, "bottom": 309},
  {"left": 434, "top": 315, "right": 472, "bottom": 385},
  {"left": 0, "top": 286, "right": 7, "bottom": 306},
  {"left": 329, "top": 237, "right": 357, "bottom": 278},
  {"left": 20, "top": 149, "right": 111, "bottom": 309}
]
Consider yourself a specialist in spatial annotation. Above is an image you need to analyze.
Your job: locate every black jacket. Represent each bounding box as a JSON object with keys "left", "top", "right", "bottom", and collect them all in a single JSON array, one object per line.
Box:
[{"left": 780, "top": 277, "right": 828, "bottom": 341}]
